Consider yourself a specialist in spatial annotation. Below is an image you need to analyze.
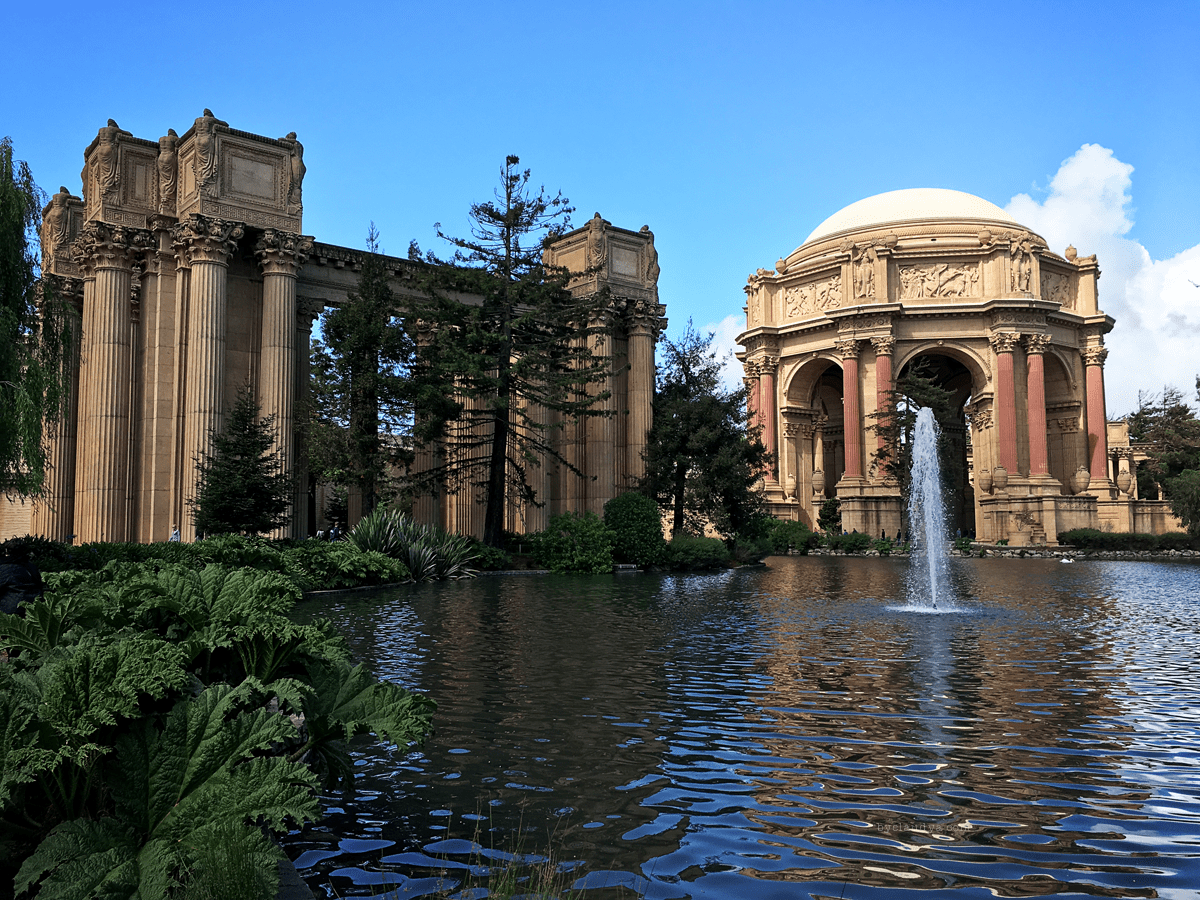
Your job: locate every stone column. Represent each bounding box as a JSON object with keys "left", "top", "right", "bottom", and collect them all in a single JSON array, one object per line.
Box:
[
  {"left": 836, "top": 339, "right": 863, "bottom": 480},
  {"left": 813, "top": 414, "right": 827, "bottom": 501},
  {"left": 759, "top": 356, "right": 778, "bottom": 480},
  {"left": 744, "top": 361, "right": 760, "bottom": 431},
  {"left": 1025, "top": 334, "right": 1051, "bottom": 477},
  {"left": 70, "top": 222, "right": 153, "bottom": 543},
  {"left": 586, "top": 317, "right": 616, "bottom": 515},
  {"left": 31, "top": 277, "right": 84, "bottom": 541},
  {"left": 255, "top": 230, "right": 313, "bottom": 539},
  {"left": 1083, "top": 346, "right": 1111, "bottom": 483},
  {"left": 989, "top": 332, "right": 1021, "bottom": 475},
  {"left": 625, "top": 311, "right": 656, "bottom": 484},
  {"left": 172, "top": 215, "right": 244, "bottom": 540},
  {"left": 294, "top": 296, "right": 324, "bottom": 537},
  {"left": 870, "top": 335, "right": 895, "bottom": 463}
]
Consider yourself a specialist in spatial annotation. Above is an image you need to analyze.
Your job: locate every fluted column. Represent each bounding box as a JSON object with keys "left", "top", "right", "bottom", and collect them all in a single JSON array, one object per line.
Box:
[
  {"left": 759, "top": 355, "right": 778, "bottom": 481},
  {"left": 1083, "top": 346, "right": 1110, "bottom": 483},
  {"left": 294, "top": 296, "right": 323, "bottom": 537},
  {"left": 1025, "top": 334, "right": 1051, "bottom": 477},
  {"left": 990, "top": 332, "right": 1021, "bottom": 475},
  {"left": 626, "top": 313, "right": 655, "bottom": 484},
  {"left": 31, "top": 277, "right": 84, "bottom": 541},
  {"left": 812, "top": 414, "right": 827, "bottom": 501},
  {"left": 870, "top": 335, "right": 895, "bottom": 466},
  {"left": 172, "top": 215, "right": 243, "bottom": 540},
  {"left": 586, "top": 315, "right": 616, "bottom": 515},
  {"left": 256, "top": 230, "right": 313, "bottom": 539},
  {"left": 70, "top": 223, "right": 153, "bottom": 543},
  {"left": 836, "top": 339, "right": 863, "bottom": 480}
]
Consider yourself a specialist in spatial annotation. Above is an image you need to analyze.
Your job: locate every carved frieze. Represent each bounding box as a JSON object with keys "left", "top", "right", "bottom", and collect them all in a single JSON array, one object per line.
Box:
[
  {"left": 898, "top": 261, "right": 980, "bottom": 299},
  {"left": 784, "top": 273, "right": 842, "bottom": 317},
  {"left": 1041, "top": 270, "right": 1074, "bottom": 309}
]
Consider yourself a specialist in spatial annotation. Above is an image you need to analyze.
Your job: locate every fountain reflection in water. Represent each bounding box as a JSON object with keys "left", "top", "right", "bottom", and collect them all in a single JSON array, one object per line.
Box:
[{"left": 905, "top": 407, "right": 955, "bottom": 611}]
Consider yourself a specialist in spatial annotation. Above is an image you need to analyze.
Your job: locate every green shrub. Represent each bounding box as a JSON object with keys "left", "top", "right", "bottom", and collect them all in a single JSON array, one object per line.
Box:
[
  {"left": 1057, "top": 528, "right": 1199, "bottom": 552},
  {"left": 763, "top": 518, "right": 818, "bottom": 555},
  {"left": 817, "top": 498, "right": 841, "bottom": 534},
  {"left": 666, "top": 533, "right": 731, "bottom": 570},
  {"left": 826, "top": 532, "right": 873, "bottom": 554},
  {"left": 530, "top": 512, "right": 614, "bottom": 574},
  {"left": 465, "top": 538, "right": 511, "bottom": 571},
  {"left": 953, "top": 536, "right": 973, "bottom": 554},
  {"left": 346, "top": 507, "right": 479, "bottom": 580},
  {"left": 603, "top": 492, "right": 667, "bottom": 567},
  {"left": 874, "top": 537, "right": 894, "bottom": 556}
]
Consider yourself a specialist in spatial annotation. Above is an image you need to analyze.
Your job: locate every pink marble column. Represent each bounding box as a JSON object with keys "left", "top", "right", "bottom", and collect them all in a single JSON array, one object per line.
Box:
[
  {"left": 836, "top": 339, "right": 863, "bottom": 479},
  {"left": 1025, "top": 334, "right": 1051, "bottom": 476},
  {"left": 1084, "top": 346, "right": 1110, "bottom": 481},
  {"left": 759, "top": 356, "right": 778, "bottom": 480},
  {"left": 989, "top": 332, "right": 1021, "bottom": 475},
  {"left": 871, "top": 336, "right": 895, "bottom": 461}
]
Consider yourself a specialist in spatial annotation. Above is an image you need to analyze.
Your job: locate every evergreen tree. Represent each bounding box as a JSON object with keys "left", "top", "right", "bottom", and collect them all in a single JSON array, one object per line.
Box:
[
  {"left": 192, "top": 385, "right": 292, "bottom": 536},
  {"left": 641, "top": 321, "right": 769, "bottom": 538},
  {"left": 1128, "top": 381, "right": 1200, "bottom": 532},
  {"left": 0, "top": 136, "right": 75, "bottom": 496},
  {"left": 309, "top": 225, "right": 413, "bottom": 520},
  {"left": 407, "top": 156, "right": 612, "bottom": 547}
]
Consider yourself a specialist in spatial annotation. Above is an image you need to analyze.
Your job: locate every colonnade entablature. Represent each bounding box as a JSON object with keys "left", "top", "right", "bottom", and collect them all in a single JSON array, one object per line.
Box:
[{"left": 735, "top": 187, "right": 1170, "bottom": 544}]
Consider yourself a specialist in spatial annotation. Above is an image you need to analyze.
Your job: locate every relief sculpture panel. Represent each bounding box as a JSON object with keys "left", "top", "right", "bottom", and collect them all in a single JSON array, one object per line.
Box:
[
  {"left": 898, "top": 262, "right": 979, "bottom": 299},
  {"left": 784, "top": 274, "right": 842, "bottom": 318},
  {"left": 1041, "top": 270, "right": 1075, "bottom": 309}
]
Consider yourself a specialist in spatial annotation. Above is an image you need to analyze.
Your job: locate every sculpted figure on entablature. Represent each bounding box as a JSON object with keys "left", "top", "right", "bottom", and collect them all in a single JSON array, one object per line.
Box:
[
  {"left": 899, "top": 262, "right": 979, "bottom": 299},
  {"left": 852, "top": 244, "right": 877, "bottom": 298},
  {"left": 40, "top": 187, "right": 74, "bottom": 260},
  {"left": 1010, "top": 236, "right": 1034, "bottom": 293},
  {"left": 193, "top": 109, "right": 228, "bottom": 198},
  {"left": 639, "top": 225, "right": 659, "bottom": 286},
  {"left": 93, "top": 119, "right": 131, "bottom": 198},
  {"left": 280, "top": 132, "right": 306, "bottom": 215},
  {"left": 157, "top": 129, "right": 178, "bottom": 215},
  {"left": 586, "top": 213, "right": 607, "bottom": 271}
]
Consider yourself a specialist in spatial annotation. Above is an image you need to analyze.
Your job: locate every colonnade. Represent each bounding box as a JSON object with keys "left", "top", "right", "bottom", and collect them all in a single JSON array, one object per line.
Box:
[{"left": 32, "top": 214, "right": 314, "bottom": 544}]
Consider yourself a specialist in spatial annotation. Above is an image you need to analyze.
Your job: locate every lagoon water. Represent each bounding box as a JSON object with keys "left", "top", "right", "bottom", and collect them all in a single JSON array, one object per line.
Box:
[{"left": 286, "top": 557, "right": 1200, "bottom": 898}]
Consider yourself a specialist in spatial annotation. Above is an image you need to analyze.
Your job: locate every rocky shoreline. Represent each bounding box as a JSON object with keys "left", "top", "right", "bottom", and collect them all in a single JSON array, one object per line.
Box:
[{"left": 803, "top": 544, "right": 1200, "bottom": 560}]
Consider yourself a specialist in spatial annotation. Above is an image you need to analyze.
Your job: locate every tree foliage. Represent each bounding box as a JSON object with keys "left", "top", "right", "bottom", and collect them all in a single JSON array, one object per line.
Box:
[
  {"left": 1, "top": 136, "right": 75, "bottom": 497},
  {"left": 407, "top": 156, "right": 612, "bottom": 547},
  {"left": 1128, "top": 382, "right": 1200, "bottom": 533},
  {"left": 192, "top": 385, "right": 292, "bottom": 536},
  {"left": 309, "top": 225, "right": 413, "bottom": 518},
  {"left": 641, "top": 322, "right": 769, "bottom": 538}
]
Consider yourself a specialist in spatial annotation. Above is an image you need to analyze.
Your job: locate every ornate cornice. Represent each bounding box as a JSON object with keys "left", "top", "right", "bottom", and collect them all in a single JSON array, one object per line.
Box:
[
  {"left": 1082, "top": 346, "right": 1109, "bottom": 368},
  {"left": 988, "top": 332, "right": 1022, "bottom": 354},
  {"left": 171, "top": 214, "right": 244, "bottom": 267},
  {"left": 255, "top": 229, "right": 314, "bottom": 276},
  {"left": 70, "top": 221, "right": 155, "bottom": 275}
]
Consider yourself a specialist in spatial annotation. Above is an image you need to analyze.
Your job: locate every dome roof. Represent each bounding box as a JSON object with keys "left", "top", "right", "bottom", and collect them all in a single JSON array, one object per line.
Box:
[{"left": 802, "top": 188, "right": 1018, "bottom": 246}]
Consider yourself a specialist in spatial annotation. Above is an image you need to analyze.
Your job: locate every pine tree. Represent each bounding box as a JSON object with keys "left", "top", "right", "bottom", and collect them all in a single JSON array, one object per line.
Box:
[
  {"left": 192, "top": 385, "right": 292, "bottom": 536},
  {"left": 641, "top": 322, "right": 769, "bottom": 538},
  {"left": 0, "top": 136, "right": 75, "bottom": 496},
  {"left": 407, "top": 156, "right": 613, "bottom": 547},
  {"left": 309, "top": 225, "right": 413, "bottom": 521}
]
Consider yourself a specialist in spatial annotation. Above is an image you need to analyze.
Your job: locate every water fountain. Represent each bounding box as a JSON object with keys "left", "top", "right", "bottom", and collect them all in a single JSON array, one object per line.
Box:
[{"left": 906, "top": 406, "right": 953, "bottom": 610}]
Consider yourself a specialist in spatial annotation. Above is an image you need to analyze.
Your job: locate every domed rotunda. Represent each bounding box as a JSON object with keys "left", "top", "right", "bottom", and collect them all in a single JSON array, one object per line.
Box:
[{"left": 737, "top": 188, "right": 1170, "bottom": 544}]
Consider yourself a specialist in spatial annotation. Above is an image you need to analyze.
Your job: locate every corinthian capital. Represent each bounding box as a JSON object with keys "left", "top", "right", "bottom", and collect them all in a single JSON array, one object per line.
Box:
[
  {"left": 171, "top": 214, "right": 244, "bottom": 267},
  {"left": 1024, "top": 333, "right": 1052, "bottom": 355},
  {"left": 1082, "top": 346, "right": 1109, "bottom": 368},
  {"left": 870, "top": 335, "right": 895, "bottom": 356},
  {"left": 758, "top": 354, "right": 779, "bottom": 376},
  {"left": 834, "top": 338, "right": 860, "bottom": 359},
  {"left": 255, "top": 229, "right": 314, "bottom": 276},
  {"left": 988, "top": 331, "right": 1021, "bottom": 354},
  {"left": 70, "top": 221, "right": 155, "bottom": 275}
]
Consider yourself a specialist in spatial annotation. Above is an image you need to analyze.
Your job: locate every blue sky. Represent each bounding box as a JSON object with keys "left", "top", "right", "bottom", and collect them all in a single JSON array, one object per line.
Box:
[{"left": 3, "top": 1, "right": 1197, "bottom": 415}]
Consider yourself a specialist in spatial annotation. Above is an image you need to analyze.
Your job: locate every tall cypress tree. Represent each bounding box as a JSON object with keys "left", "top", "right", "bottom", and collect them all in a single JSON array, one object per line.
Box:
[
  {"left": 192, "top": 385, "right": 292, "bottom": 536},
  {"left": 408, "top": 156, "right": 612, "bottom": 547}
]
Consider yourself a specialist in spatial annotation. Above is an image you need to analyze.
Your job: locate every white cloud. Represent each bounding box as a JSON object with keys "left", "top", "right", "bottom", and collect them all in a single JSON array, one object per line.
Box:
[
  {"left": 701, "top": 313, "right": 746, "bottom": 393},
  {"left": 1005, "top": 144, "right": 1200, "bottom": 416}
]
